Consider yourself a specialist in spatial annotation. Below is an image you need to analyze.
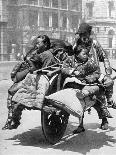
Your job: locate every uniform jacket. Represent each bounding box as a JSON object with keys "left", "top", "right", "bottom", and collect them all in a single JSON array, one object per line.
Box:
[
  {"left": 61, "top": 55, "right": 101, "bottom": 84},
  {"left": 75, "top": 38, "right": 112, "bottom": 75},
  {"left": 11, "top": 50, "right": 56, "bottom": 83}
]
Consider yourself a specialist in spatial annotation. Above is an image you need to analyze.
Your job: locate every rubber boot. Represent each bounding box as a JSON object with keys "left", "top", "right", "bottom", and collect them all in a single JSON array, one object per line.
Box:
[
  {"left": 73, "top": 114, "right": 85, "bottom": 134},
  {"left": 100, "top": 117, "right": 108, "bottom": 130},
  {"left": 2, "top": 94, "right": 13, "bottom": 130},
  {"left": 98, "top": 94, "right": 113, "bottom": 118},
  {"left": 10, "top": 104, "right": 24, "bottom": 129}
]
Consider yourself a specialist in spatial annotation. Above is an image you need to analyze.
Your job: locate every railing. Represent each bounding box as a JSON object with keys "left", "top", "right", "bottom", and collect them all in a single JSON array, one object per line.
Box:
[{"left": 105, "top": 48, "right": 116, "bottom": 59}]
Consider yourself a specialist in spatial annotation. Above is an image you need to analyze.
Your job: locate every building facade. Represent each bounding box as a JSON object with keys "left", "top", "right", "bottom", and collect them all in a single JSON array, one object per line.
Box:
[
  {"left": 82, "top": 0, "right": 116, "bottom": 59},
  {"left": 0, "top": 0, "right": 8, "bottom": 61},
  {"left": 6, "top": 0, "right": 82, "bottom": 60}
]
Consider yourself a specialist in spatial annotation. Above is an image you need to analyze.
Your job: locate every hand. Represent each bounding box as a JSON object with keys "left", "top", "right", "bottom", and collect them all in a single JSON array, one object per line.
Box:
[
  {"left": 74, "top": 70, "right": 80, "bottom": 76},
  {"left": 47, "top": 71, "right": 53, "bottom": 77},
  {"left": 81, "top": 80, "right": 86, "bottom": 84},
  {"left": 98, "top": 74, "right": 105, "bottom": 83},
  {"left": 29, "top": 66, "right": 36, "bottom": 74}
]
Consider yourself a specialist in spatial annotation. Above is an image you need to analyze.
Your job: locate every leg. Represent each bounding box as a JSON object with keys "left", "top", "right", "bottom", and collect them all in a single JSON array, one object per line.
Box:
[
  {"left": 103, "top": 75, "right": 116, "bottom": 109},
  {"left": 10, "top": 104, "right": 24, "bottom": 129},
  {"left": 82, "top": 85, "right": 112, "bottom": 118},
  {"left": 73, "top": 113, "right": 85, "bottom": 134},
  {"left": 2, "top": 93, "right": 14, "bottom": 130},
  {"left": 81, "top": 85, "right": 111, "bottom": 130},
  {"left": 93, "top": 102, "right": 109, "bottom": 130},
  {"left": 100, "top": 117, "right": 108, "bottom": 130},
  {"left": 2, "top": 82, "right": 23, "bottom": 130}
]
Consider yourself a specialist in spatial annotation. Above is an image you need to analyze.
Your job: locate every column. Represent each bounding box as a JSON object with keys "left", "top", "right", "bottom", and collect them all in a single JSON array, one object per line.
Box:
[
  {"left": 67, "top": 16, "right": 70, "bottom": 31},
  {"left": 10, "top": 44, "right": 16, "bottom": 61},
  {"left": 0, "top": 25, "right": 4, "bottom": 61},
  {"left": 49, "top": 13, "right": 52, "bottom": 28},
  {"left": 39, "top": 8, "right": 44, "bottom": 29},
  {"left": 58, "top": 0, "right": 61, "bottom": 38},
  {"left": 38, "top": 12, "right": 40, "bottom": 27}
]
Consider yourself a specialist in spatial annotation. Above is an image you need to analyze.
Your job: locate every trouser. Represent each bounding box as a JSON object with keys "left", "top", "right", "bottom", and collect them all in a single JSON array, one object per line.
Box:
[
  {"left": 64, "top": 82, "right": 110, "bottom": 119},
  {"left": 82, "top": 85, "right": 110, "bottom": 119},
  {"left": 10, "top": 73, "right": 50, "bottom": 125},
  {"left": 6, "top": 81, "right": 23, "bottom": 123},
  {"left": 103, "top": 75, "right": 114, "bottom": 103},
  {"left": 93, "top": 93, "right": 108, "bottom": 119}
]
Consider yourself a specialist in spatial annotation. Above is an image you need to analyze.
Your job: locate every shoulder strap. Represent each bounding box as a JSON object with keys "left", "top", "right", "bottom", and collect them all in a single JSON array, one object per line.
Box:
[{"left": 90, "top": 41, "right": 99, "bottom": 66}]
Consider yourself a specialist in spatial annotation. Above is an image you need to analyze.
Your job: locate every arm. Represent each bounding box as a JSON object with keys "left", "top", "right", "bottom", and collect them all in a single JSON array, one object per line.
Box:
[
  {"left": 61, "top": 56, "right": 75, "bottom": 76},
  {"left": 14, "top": 69, "right": 29, "bottom": 83},
  {"left": 85, "top": 66, "right": 100, "bottom": 83},
  {"left": 84, "top": 61, "right": 101, "bottom": 84},
  {"left": 11, "top": 60, "right": 36, "bottom": 83},
  {"left": 93, "top": 40, "right": 112, "bottom": 75},
  {"left": 11, "top": 61, "right": 23, "bottom": 81}
]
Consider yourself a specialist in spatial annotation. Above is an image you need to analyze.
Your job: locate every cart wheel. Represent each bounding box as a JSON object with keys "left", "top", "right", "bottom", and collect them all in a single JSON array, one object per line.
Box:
[{"left": 41, "top": 104, "right": 69, "bottom": 144}]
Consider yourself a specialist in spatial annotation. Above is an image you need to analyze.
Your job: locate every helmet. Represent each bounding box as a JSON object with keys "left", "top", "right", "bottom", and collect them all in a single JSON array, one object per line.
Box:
[{"left": 76, "top": 23, "right": 92, "bottom": 35}]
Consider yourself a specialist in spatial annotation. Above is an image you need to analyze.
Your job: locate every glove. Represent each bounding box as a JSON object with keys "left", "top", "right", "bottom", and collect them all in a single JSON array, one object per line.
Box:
[
  {"left": 47, "top": 71, "right": 53, "bottom": 77},
  {"left": 29, "top": 66, "right": 36, "bottom": 74},
  {"left": 73, "top": 70, "right": 80, "bottom": 76}
]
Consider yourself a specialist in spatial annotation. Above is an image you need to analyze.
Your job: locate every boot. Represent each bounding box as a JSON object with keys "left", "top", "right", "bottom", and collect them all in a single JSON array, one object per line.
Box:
[
  {"left": 73, "top": 114, "right": 85, "bottom": 134},
  {"left": 10, "top": 105, "right": 24, "bottom": 129},
  {"left": 100, "top": 117, "right": 108, "bottom": 130},
  {"left": 98, "top": 94, "right": 113, "bottom": 118},
  {"left": 2, "top": 107, "right": 13, "bottom": 130},
  {"left": 73, "top": 125, "right": 85, "bottom": 134},
  {"left": 2, "top": 118, "right": 20, "bottom": 130}
]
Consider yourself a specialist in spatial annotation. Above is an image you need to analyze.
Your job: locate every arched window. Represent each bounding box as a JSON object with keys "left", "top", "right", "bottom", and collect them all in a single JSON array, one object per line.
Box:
[
  {"left": 108, "top": 1, "right": 114, "bottom": 17},
  {"left": 108, "top": 30, "right": 114, "bottom": 48}
]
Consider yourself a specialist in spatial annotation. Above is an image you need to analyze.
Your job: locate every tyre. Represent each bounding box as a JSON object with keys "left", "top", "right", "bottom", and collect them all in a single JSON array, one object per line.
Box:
[{"left": 41, "top": 101, "right": 69, "bottom": 144}]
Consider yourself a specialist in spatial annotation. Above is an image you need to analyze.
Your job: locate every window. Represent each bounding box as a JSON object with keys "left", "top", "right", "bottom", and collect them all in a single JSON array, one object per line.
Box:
[
  {"left": 109, "top": 38, "right": 112, "bottom": 48},
  {"left": 8, "top": 0, "right": 18, "bottom": 5},
  {"left": 108, "top": 30, "right": 114, "bottom": 48},
  {"left": 9, "top": 10, "right": 17, "bottom": 28},
  {"left": 43, "top": 12, "right": 49, "bottom": 28},
  {"left": 38, "top": 0, "right": 43, "bottom": 6},
  {"left": 43, "top": 0, "right": 50, "bottom": 7},
  {"left": 108, "top": 1, "right": 114, "bottom": 17},
  {"left": 61, "top": 14, "right": 67, "bottom": 29},
  {"left": 52, "top": 0, "right": 58, "bottom": 8},
  {"left": 52, "top": 12, "right": 58, "bottom": 28},
  {"left": 88, "top": 6, "right": 93, "bottom": 17},
  {"left": 104, "top": 27, "right": 107, "bottom": 32},
  {"left": 86, "top": 2, "right": 94, "bottom": 17},
  {"left": 71, "top": 0, "right": 79, "bottom": 11},
  {"left": 29, "top": 10, "right": 38, "bottom": 27},
  {"left": 96, "top": 27, "right": 99, "bottom": 33},
  {"left": 71, "top": 15, "right": 78, "bottom": 30},
  {"left": 61, "top": 0, "right": 67, "bottom": 9},
  {"left": 28, "top": 0, "right": 38, "bottom": 5}
]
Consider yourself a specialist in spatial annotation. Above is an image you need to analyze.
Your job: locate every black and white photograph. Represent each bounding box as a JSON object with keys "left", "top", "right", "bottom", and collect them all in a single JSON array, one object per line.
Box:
[{"left": 0, "top": 0, "right": 116, "bottom": 155}]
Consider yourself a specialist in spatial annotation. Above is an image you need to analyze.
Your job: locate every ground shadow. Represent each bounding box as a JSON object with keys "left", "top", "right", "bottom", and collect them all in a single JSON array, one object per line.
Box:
[
  {"left": 53, "top": 122, "right": 116, "bottom": 155},
  {"left": 6, "top": 126, "right": 50, "bottom": 147},
  {"left": 6, "top": 121, "right": 116, "bottom": 155}
]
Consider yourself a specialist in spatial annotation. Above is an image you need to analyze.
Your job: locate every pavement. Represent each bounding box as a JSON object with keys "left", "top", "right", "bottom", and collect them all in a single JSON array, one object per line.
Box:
[{"left": 0, "top": 66, "right": 116, "bottom": 155}]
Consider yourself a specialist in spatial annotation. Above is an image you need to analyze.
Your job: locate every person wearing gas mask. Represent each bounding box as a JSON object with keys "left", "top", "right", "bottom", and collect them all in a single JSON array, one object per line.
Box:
[{"left": 2, "top": 35, "right": 56, "bottom": 130}]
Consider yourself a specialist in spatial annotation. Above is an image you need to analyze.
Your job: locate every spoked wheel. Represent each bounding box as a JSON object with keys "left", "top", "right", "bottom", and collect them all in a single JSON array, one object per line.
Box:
[{"left": 41, "top": 103, "right": 69, "bottom": 144}]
